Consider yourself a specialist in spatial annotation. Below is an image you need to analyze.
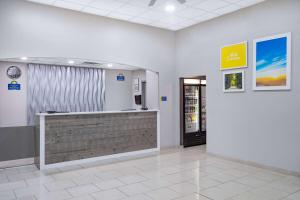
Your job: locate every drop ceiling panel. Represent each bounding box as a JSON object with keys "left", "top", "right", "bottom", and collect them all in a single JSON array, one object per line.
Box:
[
  {"left": 194, "top": 0, "right": 230, "bottom": 11},
  {"left": 27, "top": 0, "right": 265, "bottom": 30}
]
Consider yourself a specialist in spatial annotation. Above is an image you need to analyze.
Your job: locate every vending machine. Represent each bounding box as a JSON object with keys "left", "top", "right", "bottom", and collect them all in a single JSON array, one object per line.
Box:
[{"left": 183, "top": 79, "right": 206, "bottom": 147}]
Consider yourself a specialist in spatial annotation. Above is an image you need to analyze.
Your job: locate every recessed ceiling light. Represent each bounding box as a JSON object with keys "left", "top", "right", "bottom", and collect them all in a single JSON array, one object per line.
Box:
[
  {"left": 20, "top": 56, "right": 28, "bottom": 60},
  {"left": 165, "top": 4, "right": 175, "bottom": 12},
  {"left": 107, "top": 63, "right": 113, "bottom": 67},
  {"left": 68, "top": 60, "right": 75, "bottom": 64}
]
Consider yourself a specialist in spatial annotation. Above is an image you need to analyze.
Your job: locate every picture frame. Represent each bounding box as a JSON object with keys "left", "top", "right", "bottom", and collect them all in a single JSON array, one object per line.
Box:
[
  {"left": 220, "top": 41, "right": 248, "bottom": 70},
  {"left": 223, "top": 69, "right": 245, "bottom": 93},
  {"left": 253, "top": 33, "right": 291, "bottom": 90}
]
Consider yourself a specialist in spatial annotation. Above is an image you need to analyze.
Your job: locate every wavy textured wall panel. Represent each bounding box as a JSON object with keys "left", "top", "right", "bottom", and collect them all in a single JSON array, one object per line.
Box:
[{"left": 27, "top": 64, "right": 105, "bottom": 125}]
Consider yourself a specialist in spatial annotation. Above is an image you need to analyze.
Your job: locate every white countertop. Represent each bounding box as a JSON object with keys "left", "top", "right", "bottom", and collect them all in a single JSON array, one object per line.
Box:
[{"left": 36, "top": 109, "right": 159, "bottom": 116}]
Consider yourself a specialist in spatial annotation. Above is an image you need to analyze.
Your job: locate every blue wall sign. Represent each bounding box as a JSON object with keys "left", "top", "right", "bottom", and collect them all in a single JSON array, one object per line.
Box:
[
  {"left": 8, "top": 83, "right": 21, "bottom": 90},
  {"left": 117, "top": 74, "right": 125, "bottom": 81},
  {"left": 161, "top": 96, "right": 167, "bottom": 102}
]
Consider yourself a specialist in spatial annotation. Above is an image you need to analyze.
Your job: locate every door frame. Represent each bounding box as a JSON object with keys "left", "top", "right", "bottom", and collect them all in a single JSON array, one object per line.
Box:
[
  {"left": 200, "top": 83, "right": 207, "bottom": 136},
  {"left": 179, "top": 76, "right": 206, "bottom": 146}
]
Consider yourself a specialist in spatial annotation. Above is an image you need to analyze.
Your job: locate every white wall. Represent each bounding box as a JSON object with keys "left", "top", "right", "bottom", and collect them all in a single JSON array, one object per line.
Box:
[
  {"left": 175, "top": 0, "right": 300, "bottom": 172},
  {"left": 105, "top": 69, "right": 132, "bottom": 111},
  {"left": 0, "top": 62, "right": 27, "bottom": 127},
  {"left": 106, "top": 69, "right": 159, "bottom": 111},
  {"left": 0, "top": 0, "right": 176, "bottom": 147},
  {"left": 146, "top": 70, "right": 159, "bottom": 110}
]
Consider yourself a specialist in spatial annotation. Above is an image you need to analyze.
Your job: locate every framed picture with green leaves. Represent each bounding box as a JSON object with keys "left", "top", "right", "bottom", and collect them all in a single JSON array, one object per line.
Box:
[{"left": 223, "top": 70, "right": 245, "bottom": 93}]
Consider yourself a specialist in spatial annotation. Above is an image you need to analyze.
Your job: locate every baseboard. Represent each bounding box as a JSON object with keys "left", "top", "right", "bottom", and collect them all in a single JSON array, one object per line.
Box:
[
  {"left": 207, "top": 152, "right": 300, "bottom": 177},
  {"left": 40, "top": 148, "right": 160, "bottom": 170},
  {"left": 0, "top": 157, "right": 34, "bottom": 169}
]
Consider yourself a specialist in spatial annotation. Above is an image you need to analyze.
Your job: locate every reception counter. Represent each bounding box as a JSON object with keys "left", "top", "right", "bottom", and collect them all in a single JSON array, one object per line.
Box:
[{"left": 35, "top": 110, "right": 160, "bottom": 170}]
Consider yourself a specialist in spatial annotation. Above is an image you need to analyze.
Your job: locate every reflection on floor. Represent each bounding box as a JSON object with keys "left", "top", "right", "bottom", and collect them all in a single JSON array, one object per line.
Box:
[{"left": 0, "top": 146, "right": 300, "bottom": 200}]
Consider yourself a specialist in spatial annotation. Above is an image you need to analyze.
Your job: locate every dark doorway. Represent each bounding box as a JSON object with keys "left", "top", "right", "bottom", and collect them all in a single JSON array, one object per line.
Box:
[{"left": 180, "top": 76, "right": 206, "bottom": 147}]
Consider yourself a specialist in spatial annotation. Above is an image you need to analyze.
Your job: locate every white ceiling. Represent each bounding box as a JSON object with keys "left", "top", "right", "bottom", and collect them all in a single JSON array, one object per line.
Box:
[
  {"left": 27, "top": 0, "right": 265, "bottom": 31},
  {"left": 1, "top": 57, "right": 141, "bottom": 70}
]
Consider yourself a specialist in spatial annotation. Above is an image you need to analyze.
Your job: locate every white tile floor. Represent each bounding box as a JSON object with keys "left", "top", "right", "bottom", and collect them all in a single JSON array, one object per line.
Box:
[{"left": 0, "top": 146, "right": 299, "bottom": 200}]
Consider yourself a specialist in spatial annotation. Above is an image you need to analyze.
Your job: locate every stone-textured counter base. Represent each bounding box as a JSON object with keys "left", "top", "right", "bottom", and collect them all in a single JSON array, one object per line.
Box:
[{"left": 35, "top": 111, "right": 158, "bottom": 169}]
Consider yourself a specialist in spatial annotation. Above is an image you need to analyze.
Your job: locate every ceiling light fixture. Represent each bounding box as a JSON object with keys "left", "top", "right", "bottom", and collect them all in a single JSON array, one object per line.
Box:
[
  {"left": 20, "top": 56, "right": 28, "bottom": 60},
  {"left": 149, "top": 0, "right": 186, "bottom": 7},
  {"left": 165, "top": 4, "right": 175, "bottom": 12},
  {"left": 68, "top": 60, "right": 75, "bottom": 64},
  {"left": 107, "top": 63, "right": 113, "bottom": 67}
]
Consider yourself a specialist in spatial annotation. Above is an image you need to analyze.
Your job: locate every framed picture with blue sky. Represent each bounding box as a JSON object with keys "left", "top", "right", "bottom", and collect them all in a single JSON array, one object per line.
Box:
[{"left": 253, "top": 33, "right": 291, "bottom": 90}]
